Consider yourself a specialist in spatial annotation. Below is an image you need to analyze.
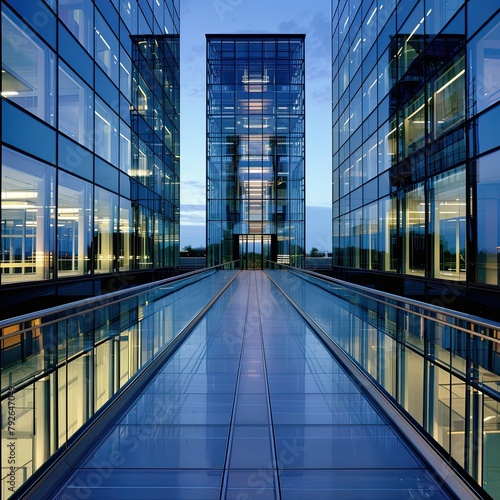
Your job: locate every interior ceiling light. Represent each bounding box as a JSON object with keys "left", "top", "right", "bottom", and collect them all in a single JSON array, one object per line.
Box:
[{"left": 1, "top": 68, "right": 32, "bottom": 96}]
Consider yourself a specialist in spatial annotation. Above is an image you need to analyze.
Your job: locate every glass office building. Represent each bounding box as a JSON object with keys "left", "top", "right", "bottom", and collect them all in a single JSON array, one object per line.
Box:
[
  {"left": 206, "top": 35, "right": 305, "bottom": 269},
  {"left": 0, "top": 0, "right": 180, "bottom": 317},
  {"left": 332, "top": 0, "right": 500, "bottom": 318}
]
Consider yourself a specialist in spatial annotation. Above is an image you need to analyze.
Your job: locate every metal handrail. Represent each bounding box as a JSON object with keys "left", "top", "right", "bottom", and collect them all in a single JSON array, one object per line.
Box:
[
  {"left": 0, "top": 262, "right": 238, "bottom": 341},
  {"left": 294, "top": 270, "right": 500, "bottom": 344},
  {"left": 265, "top": 261, "right": 500, "bottom": 344}
]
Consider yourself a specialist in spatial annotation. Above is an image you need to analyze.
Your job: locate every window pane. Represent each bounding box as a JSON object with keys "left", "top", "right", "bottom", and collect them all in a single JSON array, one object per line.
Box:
[
  {"left": 397, "top": 1, "right": 424, "bottom": 78},
  {"left": 467, "top": 0, "right": 500, "bottom": 38},
  {"left": 120, "top": 46, "right": 132, "bottom": 101},
  {"left": 362, "top": 202, "right": 378, "bottom": 270},
  {"left": 477, "top": 151, "right": 500, "bottom": 285},
  {"left": 1, "top": 147, "right": 55, "bottom": 284},
  {"left": 58, "top": 0, "right": 94, "bottom": 53},
  {"left": 431, "top": 167, "right": 466, "bottom": 281},
  {"left": 120, "top": 0, "right": 137, "bottom": 34},
  {"left": 138, "top": 205, "right": 154, "bottom": 269},
  {"left": 95, "top": 97, "right": 119, "bottom": 165},
  {"left": 433, "top": 56, "right": 465, "bottom": 137},
  {"left": 119, "top": 198, "right": 133, "bottom": 271},
  {"left": 94, "top": 187, "right": 118, "bottom": 274},
  {"left": 402, "top": 92, "right": 425, "bottom": 156},
  {"left": 378, "top": 196, "right": 397, "bottom": 272},
  {"left": 401, "top": 347, "right": 424, "bottom": 426},
  {"left": 58, "top": 172, "right": 92, "bottom": 277},
  {"left": 469, "top": 15, "right": 500, "bottom": 114},
  {"left": 426, "top": 0, "right": 464, "bottom": 36},
  {"left": 119, "top": 121, "right": 132, "bottom": 172},
  {"left": 362, "top": 68, "right": 378, "bottom": 120},
  {"left": 95, "top": 11, "right": 119, "bottom": 84},
  {"left": 1, "top": 6, "right": 55, "bottom": 125},
  {"left": 58, "top": 63, "right": 94, "bottom": 150},
  {"left": 404, "top": 183, "right": 425, "bottom": 276},
  {"left": 363, "top": 132, "right": 378, "bottom": 182}
]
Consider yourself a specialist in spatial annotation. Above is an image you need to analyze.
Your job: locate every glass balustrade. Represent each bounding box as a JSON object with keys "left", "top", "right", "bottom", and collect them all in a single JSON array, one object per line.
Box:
[
  {"left": 266, "top": 264, "right": 500, "bottom": 498},
  {"left": 0, "top": 264, "right": 236, "bottom": 498}
]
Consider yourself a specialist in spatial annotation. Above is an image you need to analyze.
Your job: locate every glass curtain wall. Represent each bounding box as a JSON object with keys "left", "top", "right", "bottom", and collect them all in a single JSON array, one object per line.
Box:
[
  {"left": 207, "top": 35, "right": 305, "bottom": 269},
  {"left": 333, "top": 0, "right": 500, "bottom": 298},
  {"left": 1, "top": 0, "right": 180, "bottom": 289},
  {"left": 1, "top": 148, "right": 55, "bottom": 282}
]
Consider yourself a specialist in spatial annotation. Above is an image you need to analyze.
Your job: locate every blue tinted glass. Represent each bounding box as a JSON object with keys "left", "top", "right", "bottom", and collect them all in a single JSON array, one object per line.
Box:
[
  {"left": 364, "top": 178, "right": 378, "bottom": 203},
  {"left": 58, "top": 0, "right": 93, "bottom": 53},
  {"left": 95, "top": 97, "right": 119, "bottom": 165},
  {"left": 280, "top": 470, "right": 448, "bottom": 499},
  {"left": 477, "top": 150, "right": 500, "bottom": 285},
  {"left": 1, "top": 146, "right": 55, "bottom": 283},
  {"left": 120, "top": 172, "right": 131, "bottom": 198},
  {"left": 59, "top": 62, "right": 94, "bottom": 150},
  {"left": 58, "top": 24, "right": 94, "bottom": 84},
  {"left": 350, "top": 187, "right": 363, "bottom": 210},
  {"left": 2, "top": 5, "right": 56, "bottom": 125},
  {"left": 58, "top": 171, "right": 93, "bottom": 277},
  {"left": 467, "top": 0, "right": 500, "bottom": 37},
  {"left": 5, "top": 0, "right": 56, "bottom": 47},
  {"left": 426, "top": 0, "right": 464, "bottom": 36},
  {"left": 469, "top": 14, "right": 500, "bottom": 115},
  {"left": 95, "top": 66, "right": 120, "bottom": 107},
  {"left": 225, "top": 471, "right": 278, "bottom": 499},
  {"left": 58, "top": 135, "right": 94, "bottom": 181},
  {"left": 2, "top": 100, "right": 56, "bottom": 164},
  {"left": 95, "top": 0, "right": 119, "bottom": 34},
  {"left": 86, "top": 425, "right": 229, "bottom": 468},
  {"left": 378, "top": 171, "right": 390, "bottom": 197},
  {"left": 95, "top": 157, "right": 119, "bottom": 192},
  {"left": 475, "top": 104, "right": 500, "bottom": 154},
  {"left": 63, "top": 470, "right": 222, "bottom": 499},
  {"left": 95, "top": 11, "right": 119, "bottom": 84}
]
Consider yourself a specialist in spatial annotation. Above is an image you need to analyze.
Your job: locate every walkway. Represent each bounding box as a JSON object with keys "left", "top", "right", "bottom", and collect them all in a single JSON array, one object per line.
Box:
[{"left": 56, "top": 271, "right": 451, "bottom": 499}]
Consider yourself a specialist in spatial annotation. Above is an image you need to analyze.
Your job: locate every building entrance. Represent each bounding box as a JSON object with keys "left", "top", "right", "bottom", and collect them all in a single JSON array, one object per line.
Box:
[{"left": 238, "top": 235, "right": 272, "bottom": 269}]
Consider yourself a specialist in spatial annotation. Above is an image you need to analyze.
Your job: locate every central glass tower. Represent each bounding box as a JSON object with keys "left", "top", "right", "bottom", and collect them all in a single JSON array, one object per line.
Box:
[{"left": 206, "top": 34, "right": 305, "bottom": 269}]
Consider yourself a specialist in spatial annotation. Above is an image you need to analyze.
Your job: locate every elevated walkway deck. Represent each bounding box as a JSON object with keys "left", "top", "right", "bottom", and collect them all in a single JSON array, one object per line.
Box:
[{"left": 52, "top": 272, "right": 453, "bottom": 499}]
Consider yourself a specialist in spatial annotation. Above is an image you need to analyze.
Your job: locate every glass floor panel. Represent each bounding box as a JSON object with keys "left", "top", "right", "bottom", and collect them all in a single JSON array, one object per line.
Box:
[{"left": 55, "top": 272, "right": 452, "bottom": 499}]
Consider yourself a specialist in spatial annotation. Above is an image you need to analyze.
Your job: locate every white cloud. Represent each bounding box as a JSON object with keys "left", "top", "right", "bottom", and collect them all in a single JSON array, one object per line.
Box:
[{"left": 180, "top": 203, "right": 206, "bottom": 226}]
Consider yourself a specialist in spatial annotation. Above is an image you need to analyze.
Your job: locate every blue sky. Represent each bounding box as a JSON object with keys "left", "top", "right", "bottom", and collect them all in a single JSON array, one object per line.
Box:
[{"left": 180, "top": 0, "right": 332, "bottom": 253}]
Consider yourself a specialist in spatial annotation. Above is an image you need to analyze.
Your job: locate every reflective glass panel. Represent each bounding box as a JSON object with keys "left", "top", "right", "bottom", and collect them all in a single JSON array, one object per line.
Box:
[
  {"left": 57, "top": 171, "right": 92, "bottom": 277},
  {"left": 58, "top": 0, "right": 94, "bottom": 53},
  {"left": 1, "top": 6, "right": 55, "bottom": 125},
  {"left": 469, "top": 15, "right": 500, "bottom": 114},
  {"left": 58, "top": 62, "right": 94, "bottom": 150},
  {"left": 1, "top": 148, "right": 55, "bottom": 284},
  {"left": 119, "top": 197, "right": 133, "bottom": 271},
  {"left": 95, "top": 11, "right": 119, "bottom": 84},
  {"left": 94, "top": 186, "right": 118, "bottom": 274},
  {"left": 425, "top": 0, "right": 464, "bottom": 37},
  {"left": 477, "top": 151, "right": 500, "bottom": 285},
  {"left": 404, "top": 183, "right": 425, "bottom": 276},
  {"left": 431, "top": 167, "right": 466, "bottom": 281},
  {"left": 95, "top": 96, "right": 119, "bottom": 166},
  {"left": 433, "top": 57, "right": 465, "bottom": 138}
]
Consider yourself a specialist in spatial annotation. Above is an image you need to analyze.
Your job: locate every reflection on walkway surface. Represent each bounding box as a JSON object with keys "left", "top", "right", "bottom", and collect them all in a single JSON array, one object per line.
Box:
[{"left": 57, "top": 272, "right": 451, "bottom": 499}]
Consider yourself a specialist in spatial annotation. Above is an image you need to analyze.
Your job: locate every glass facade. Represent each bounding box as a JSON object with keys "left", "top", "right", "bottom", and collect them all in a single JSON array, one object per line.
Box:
[
  {"left": 206, "top": 35, "right": 305, "bottom": 269},
  {"left": 1, "top": 0, "right": 180, "bottom": 314},
  {"left": 0, "top": 267, "right": 235, "bottom": 498},
  {"left": 332, "top": 0, "right": 500, "bottom": 317},
  {"left": 267, "top": 266, "right": 500, "bottom": 499}
]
